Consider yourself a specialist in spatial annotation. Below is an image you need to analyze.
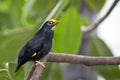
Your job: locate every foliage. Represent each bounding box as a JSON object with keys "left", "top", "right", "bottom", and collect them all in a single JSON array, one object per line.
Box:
[
  {"left": 53, "top": 6, "right": 89, "bottom": 53},
  {"left": 90, "top": 35, "right": 120, "bottom": 79},
  {"left": 0, "top": 0, "right": 119, "bottom": 80},
  {"left": 85, "top": 0, "right": 106, "bottom": 12}
]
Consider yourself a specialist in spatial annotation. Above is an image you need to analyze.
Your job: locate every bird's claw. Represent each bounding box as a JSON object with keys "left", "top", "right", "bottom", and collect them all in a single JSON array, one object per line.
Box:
[{"left": 35, "top": 61, "right": 45, "bottom": 68}]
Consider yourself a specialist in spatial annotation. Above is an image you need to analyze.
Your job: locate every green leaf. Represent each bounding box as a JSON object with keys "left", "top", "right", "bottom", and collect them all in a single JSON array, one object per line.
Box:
[
  {"left": 53, "top": 6, "right": 89, "bottom": 54},
  {"left": 90, "top": 36, "right": 113, "bottom": 56},
  {"left": 53, "top": 0, "right": 70, "bottom": 19},
  {"left": 24, "top": 0, "right": 58, "bottom": 26},
  {"left": 90, "top": 36, "right": 120, "bottom": 80},
  {"left": 0, "top": 28, "right": 32, "bottom": 63},
  {"left": 0, "top": 69, "right": 9, "bottom": 80},
  {"left": 9, "top": 0, "right": 25, "bottom": 28},
  {"left": 85, "top": 0, "right": 106, "bottom": 12},
  {"left": 8, "top": 62, "right": 25, "bottom": 80},
  {"left": 0, "top": 0, "right": 9, "bottom": 12}
]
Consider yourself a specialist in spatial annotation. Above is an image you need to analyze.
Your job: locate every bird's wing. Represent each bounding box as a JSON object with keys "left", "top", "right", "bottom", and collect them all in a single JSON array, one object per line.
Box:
[
  {"left": 26, "top": 35, "right": 45, "bottom": 56},
  {"left": 18, "top": 35, "right": 45, "bottom": 59}
]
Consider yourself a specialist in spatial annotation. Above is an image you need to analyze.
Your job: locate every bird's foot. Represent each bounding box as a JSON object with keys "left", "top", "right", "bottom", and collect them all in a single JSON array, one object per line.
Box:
[{"left": 35, "top": 61, "right": 45, "bottom": 68}]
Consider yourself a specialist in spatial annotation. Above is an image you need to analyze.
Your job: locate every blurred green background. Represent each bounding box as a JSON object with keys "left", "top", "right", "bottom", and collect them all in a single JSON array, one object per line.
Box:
[{"left": 0, "top": 0, "right": 120, "bottom": 80}]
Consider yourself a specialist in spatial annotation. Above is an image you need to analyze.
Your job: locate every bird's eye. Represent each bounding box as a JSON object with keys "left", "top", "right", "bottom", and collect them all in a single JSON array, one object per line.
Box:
[{"left": 47, "top": 22, "right": 53, "bottom": 26}]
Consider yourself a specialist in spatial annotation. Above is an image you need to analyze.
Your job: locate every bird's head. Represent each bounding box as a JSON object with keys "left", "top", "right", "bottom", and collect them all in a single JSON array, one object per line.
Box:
[{"left": 44, "top": 19, "right": 60, "bottom": 31}]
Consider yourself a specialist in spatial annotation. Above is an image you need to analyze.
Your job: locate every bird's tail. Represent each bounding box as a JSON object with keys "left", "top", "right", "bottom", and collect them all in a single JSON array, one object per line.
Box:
[{"left": 15, "top": 62, "right": 22, "bottom": 72}]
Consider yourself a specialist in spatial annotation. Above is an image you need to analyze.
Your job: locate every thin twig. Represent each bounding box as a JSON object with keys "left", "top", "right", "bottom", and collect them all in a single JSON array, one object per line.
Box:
[
  {"left": 82, "top": 0, "right": 119, "bottom": 33},
  {"left": 39, "top": 0, "right": 63, "bottom": 29}
]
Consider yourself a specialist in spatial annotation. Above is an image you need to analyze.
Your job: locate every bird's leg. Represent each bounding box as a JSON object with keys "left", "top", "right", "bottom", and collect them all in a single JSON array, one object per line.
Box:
[{"left": 35, "top": 60, "right": 45, "bottom": 68}]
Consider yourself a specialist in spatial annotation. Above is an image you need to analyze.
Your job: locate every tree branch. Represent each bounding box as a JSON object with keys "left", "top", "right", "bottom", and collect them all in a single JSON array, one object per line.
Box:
[
  {"left": 27, "top": 63, "right": 36, "bottom": 80},
  {"left": 27, "top": 53, "right": 120, "bottom": 80},
  {"left": 82, "top": 0, "right": 119, "bottom": 33},
  {"left": 27, "top": 55, "right": 48, "bottom": 80},
  {"left": 48, "top": 53, "right": 120, "bottom": 65}
]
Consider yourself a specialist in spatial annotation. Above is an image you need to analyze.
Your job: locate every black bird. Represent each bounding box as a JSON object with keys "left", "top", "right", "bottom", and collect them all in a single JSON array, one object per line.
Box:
[{"left": 15, "top": 19, "right": 59, "bottom": 72}]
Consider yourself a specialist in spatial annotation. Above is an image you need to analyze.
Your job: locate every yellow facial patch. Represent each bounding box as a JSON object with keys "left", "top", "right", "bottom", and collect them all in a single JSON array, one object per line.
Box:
[
  {"left": 51, "top": 26, "right": 56, "bottom": 31},
  {"left": 32, "top": 52, "right": 37, "bottom": 57}
]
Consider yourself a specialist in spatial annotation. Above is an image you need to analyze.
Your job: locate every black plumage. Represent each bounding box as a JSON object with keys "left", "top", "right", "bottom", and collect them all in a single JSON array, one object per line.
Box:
[{"left": 15, "top": 19, "right": 59, "bottom": 72}]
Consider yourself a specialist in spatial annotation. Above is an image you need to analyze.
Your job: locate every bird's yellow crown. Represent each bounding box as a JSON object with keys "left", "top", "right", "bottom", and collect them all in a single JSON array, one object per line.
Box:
[{"left": 48, "top": 19, "right": 60, "bottom": 23}]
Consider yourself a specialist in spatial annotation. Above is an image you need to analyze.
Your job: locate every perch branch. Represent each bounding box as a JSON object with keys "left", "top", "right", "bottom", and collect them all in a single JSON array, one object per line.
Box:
[
  {"left": 27, "top": 63, "right": 36, "bottom": 80},
  {"left": 82, "top": 0, "right": 119, "bottom": 33},
  {"left": 48, "top": 53, "right": 120, "bottom": 65},
  {"left": 27, "top": 55, "right": 48, "bottom": 80},
  {"left": 28, "top": 53, "right": 120, "bottom": 80}
]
